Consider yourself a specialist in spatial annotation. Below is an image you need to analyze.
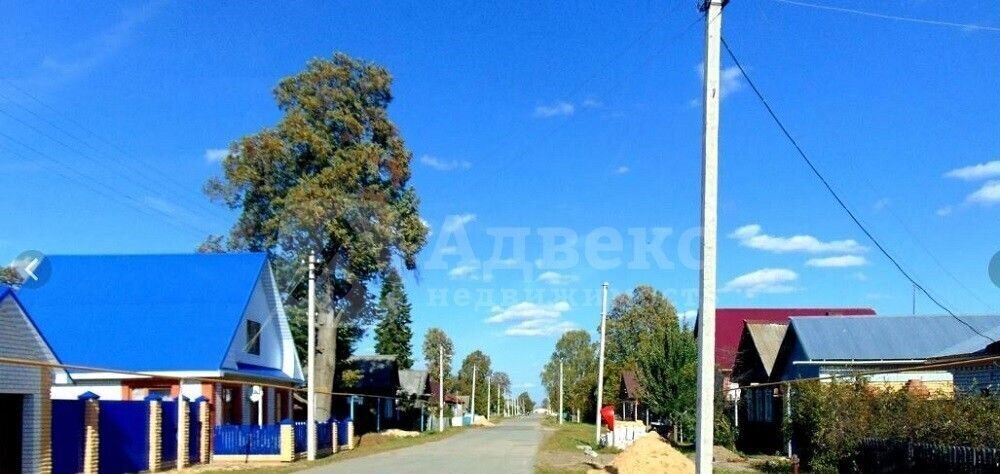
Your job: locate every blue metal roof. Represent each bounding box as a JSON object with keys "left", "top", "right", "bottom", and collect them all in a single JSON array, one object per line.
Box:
[
  {"left": 790, "top": 315, "right": 1000, "bottom": 361},
  {"left": 932, "top": 326, "right": 1000, "bottom": 358},
  {"left": 16, "top": 253, "right": 268, "bottom": 373}
]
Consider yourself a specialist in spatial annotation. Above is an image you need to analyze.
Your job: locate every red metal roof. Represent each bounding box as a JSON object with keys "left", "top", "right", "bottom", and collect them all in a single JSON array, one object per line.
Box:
[{"left": 713, "top": 308, "right": 875, "bottom": 372}]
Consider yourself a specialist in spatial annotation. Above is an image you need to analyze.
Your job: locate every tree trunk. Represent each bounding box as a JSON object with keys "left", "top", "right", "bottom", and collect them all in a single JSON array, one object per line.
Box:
[{"left": 316, "top": 308, "right": 340, "bottom": 421}]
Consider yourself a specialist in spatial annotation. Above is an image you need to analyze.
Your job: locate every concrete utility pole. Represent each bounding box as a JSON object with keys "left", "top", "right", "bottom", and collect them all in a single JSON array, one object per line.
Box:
[
  {"left": 438, "top": 344, "right": 445, "bottom": 432},
  {"left": 471, "top": 364, "right": 477, "bottom": 421},
  {"left": 486, "top": 375, "right": 491, "bottom": 420},
  {"left": 306, "top": 251, "right": 317, "bottom": 461},
  {"left": 558, "top": 359, "right": 564, "bottom": 425},
  {"left": 595, "top": 282, "right": 609, "bottom": 445},
  {"left": 695, "top": 1, "right": 725, "bottom": 473}
]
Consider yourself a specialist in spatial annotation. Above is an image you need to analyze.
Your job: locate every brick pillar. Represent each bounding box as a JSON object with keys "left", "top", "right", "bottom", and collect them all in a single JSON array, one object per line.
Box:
[
  {"left": 38, "top": 367, "right": 53, "bottom": 474},
  {"left": 195, "top": 396, "right": 211, "bottom": 464},
  {"left": 177, "top": 396, "right": 189, "bottom": 469},
  {"left": 346, "top": 420, "right": 355, "bottom": 450},
  {"left": 279, "top": 421, "right": 295, "bottom": 462},
  {"left": 78, "top": 392, "right": 101, "bottom": 474},
  {"left": 146, "top": 395, "right": 163, "bottom": 472}
]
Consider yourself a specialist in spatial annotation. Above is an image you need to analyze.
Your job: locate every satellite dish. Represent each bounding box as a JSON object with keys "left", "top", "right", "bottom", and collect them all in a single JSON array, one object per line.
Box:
[{"left": 250, "top": 385, "right": 263, "bottom": 402}]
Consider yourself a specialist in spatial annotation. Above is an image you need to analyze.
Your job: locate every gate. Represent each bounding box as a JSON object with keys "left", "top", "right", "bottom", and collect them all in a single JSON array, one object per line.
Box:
[
  {"left": 188, "top": 403, "right": 201, "bottom": 462},
  {"left": 160, "top": 402, "right": 178, "bottom": 464},
  {"left": 98, "top": 401, "right": 148, "bottom": 474},
  {"left": 52, "top": 399, "right": 86, "bottom": 474}
]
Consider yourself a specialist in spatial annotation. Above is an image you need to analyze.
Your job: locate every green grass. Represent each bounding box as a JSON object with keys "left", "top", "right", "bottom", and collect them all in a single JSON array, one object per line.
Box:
[{"left": 195, "top": 426, "right": 474, "bottom": 474}]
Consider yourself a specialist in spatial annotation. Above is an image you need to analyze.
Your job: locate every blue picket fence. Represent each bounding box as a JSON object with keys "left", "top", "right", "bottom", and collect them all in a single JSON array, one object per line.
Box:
[
  {"left": 213, "top": 424, "right": 282, "bottom": 455},
  {"left": 188, "top": 403, "right": 201, "bottom": 462},
  {"left": 52, "top": 400, "right": 86, "bottom": 474},
  {"left": 317, "top": 420, "right": 333, "bottom": 449},
  {"left": 337, "top": 419, "right": 351, "bottom": 446},
  {"left": 294, "top": 422, "right": 307, "bottom": 453},
  {"left": 160, "top": 401, "right": 178, "bottom": 463},
  {"left": 99, "top": 401, "right": 149, "bottom": 474}
]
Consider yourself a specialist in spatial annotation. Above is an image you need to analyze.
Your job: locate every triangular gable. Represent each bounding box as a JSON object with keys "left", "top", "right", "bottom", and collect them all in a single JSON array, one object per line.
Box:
[{"left": 0, "top": 287, "right": 64, "bottom": 378}]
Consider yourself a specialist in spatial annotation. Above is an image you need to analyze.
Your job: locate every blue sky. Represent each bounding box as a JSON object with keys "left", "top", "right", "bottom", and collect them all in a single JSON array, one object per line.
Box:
[{"left": 2, "top": 1, "right": 999, "bottom": 401}]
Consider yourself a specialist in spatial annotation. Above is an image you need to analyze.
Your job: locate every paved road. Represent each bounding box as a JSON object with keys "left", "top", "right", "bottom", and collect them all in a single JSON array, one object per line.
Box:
[{"left": 302, "top": 416, "right": 543, "bottom": 474}]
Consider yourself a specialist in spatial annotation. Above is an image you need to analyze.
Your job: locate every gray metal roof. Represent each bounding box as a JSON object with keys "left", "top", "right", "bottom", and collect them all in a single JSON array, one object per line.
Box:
[
  {"left": 398, "top": 369, "right": 429, "bottom": 396},
  {"left": 791, "top": 315, "right": 1000, "bottom": 361},
  {"left": 746, "top": 323, "right": 787, "bottom": 375}
]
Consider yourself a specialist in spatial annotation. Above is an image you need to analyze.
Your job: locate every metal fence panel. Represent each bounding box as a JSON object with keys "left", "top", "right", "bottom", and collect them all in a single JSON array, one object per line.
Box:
[
  {"left": 188, "top": 404, "right": 201, "bottom": 462},
  {"left": 857, "top": 438, "right": 1000, "bottom": 474},
  {"left": 51, "top": 400, "right": 85, "bottom": 474},
  {"left": 98, "top": 401, "right": 149, "bottom": 474},
  {"left": 212, "top": 425, "right": 281, "bottom": 455},
  {"left": 160, "top": 402, "right": 178, "bottom": 463}
]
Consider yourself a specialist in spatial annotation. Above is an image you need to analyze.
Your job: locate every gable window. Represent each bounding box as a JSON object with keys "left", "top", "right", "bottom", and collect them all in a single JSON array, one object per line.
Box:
[{"left": 246, "top": 320, "right": 261, "bottom": 355}]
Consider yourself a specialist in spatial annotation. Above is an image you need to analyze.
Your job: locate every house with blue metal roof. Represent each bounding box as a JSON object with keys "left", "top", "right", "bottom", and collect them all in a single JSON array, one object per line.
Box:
[
  {"left": 15, "top": 253, "right": 304, "bottom": 426},
  {"left": 0, "top": 287, "right": 61, "bottom": 473},
  {"left": 772, "top": 315, "right": 1000, "bottom": 395}
]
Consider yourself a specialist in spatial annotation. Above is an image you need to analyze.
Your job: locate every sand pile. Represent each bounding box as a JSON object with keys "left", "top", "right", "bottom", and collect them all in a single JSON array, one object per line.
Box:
[
  {"left": 603, "top": 433, "right": 694, "bottom": 474},
  {"left": 473, "top": 418, "right": 496, "bottom": 427},
  {"left": 381, "top": 429, "right": 420, "bottom": 438}
]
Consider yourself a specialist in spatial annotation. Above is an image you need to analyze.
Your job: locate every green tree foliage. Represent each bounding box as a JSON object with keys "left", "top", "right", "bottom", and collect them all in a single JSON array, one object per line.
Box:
[
  {"left": 455, "top": 350, "right": 492, "bottom": 416},
  {"left": 196, "top": 235, "right": 226, "bottom": 253},
  {"left": 374, "top": 268, "right": 414, "bottom": 369},
  {"left": 422, "top": 327, "right": 454, "bottom": 387},
  {"left": 789, "top": 381, "right": 1000, "bottom": 473},
  {"left": 205, "top": 52, "right": 427, "bottom": 418},
  {"left": 637, "top": 324, "right": 697, "bottom": 435},
  {"left": 517, "top": 392, "right": 535, "bottom": 412},
  {"left": 604, "top": 285, "right": 679, "bottom": 404},
  {"left": 0, "top": 267, "right": 22, "bottom": 287},
  {"left": 492, "top": 371, "right": 511, "bottom": 407},
  {"left": 541, "top": 330, "right": 597, "bottom": 418}
]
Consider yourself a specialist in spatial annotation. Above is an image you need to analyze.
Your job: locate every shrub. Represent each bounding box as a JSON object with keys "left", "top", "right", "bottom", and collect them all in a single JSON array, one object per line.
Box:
[{"left": 788, "top": 380, "right": 1000, "bottom": 473}]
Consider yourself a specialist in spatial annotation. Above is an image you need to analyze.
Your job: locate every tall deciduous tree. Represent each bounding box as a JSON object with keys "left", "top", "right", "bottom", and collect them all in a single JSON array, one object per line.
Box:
[
  {"left": 422, "top": 327, "right": 454, "bottom": 387},
  {"left": 638, "top": 325, "right": 697, "bottom": 436},
  {"left": 517, "top": 392, "right": 535, "bottom": 412},
  {"left": 374, "top": 269, "right": 414, "bottom": 369},
  {"left": 456, "top": 350, "right": 491, "bottom": 415},
  {"left": 205, "top": 53, "right": 427, "bottom": 419},
  {"left": 540, "top": 330, "right": 597, "bottom": 418},
  {"left": 604, "top": 285, "right": 679, "bottom": 404}
]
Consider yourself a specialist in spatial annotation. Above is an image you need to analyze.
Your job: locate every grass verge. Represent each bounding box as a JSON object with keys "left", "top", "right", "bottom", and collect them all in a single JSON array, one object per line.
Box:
[{"left": 194, "top": 425, "right": 475, "bottom": 474}]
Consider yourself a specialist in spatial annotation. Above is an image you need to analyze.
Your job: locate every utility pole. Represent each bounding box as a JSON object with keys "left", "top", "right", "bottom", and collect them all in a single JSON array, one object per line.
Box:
[
  {"left": 558, "top": 359, "right": 564, "bottom": 425},
  {"left": 438, "top": 344, "right": 445, "bottom": 432},
  {"left": 306, "top": 252, "right": 317, "bottom": 461},
  {"left": 696, "top": 1, "right": 725, "bottom": 473},
  {"left": 487, "top": 375, "right": 491, "bottom": 420},
  {"left": 595, "top": 282, "right": 609, "bottom": 446},
  {"left": 471, "top": 364, "right": 477, "bottom": 422}
]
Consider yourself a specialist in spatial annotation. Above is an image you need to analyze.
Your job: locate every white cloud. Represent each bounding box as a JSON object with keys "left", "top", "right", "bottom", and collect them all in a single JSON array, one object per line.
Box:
[
  {"left": 723, "top": 268, "right": 798, "bottom": 297},
  {"left": 582, "top": 98, "right": 603, "bottom": 109},
  {"left": 504, "top": 319, "right": 578, "bottom": 337},
  {"left": 853, "top": 272, "right": 868, "bottom": 281},
  {"left": 448, "top": 263, "right": 480, "bottom": 280},
  {"left": 486, "top": 301, "right": 571, "bottom": 324},
  {"left": 534, "top": 101, "right": 575, "bottom": 118},
  {"left": 204, "top": 148, "right": 228, "bottom": 163},
  {"left": 442, "top": 213, "right": 476, "bottom": 233},
  {"left": 873, "top": 198, "right": 890, "bottom": 211},
  {"left": 536, "top": 271, "right": 578, "bottom": 286},
  {"left": 965, "top": 180, "right": 1000, "bottom": 205},
  {"left": 945, "top": 160, "right": 1000, "bottom": 181},
  {"left": 730, "top": 224, "right": 865, "bottom": 254},
  {"left": 615, "top": 166, "right": 630, "bottom": 175},
  {"left": 419, "top": 218, "right": 432, "bottom": 235},
  {"left": 419, "top": 155, "right": 471, "bottom": 171},
  {"left": 678, "top": 309, "right": 698, "bottom": 329},
  {"left": 805, "top": 255, "right": 868, "bottom": 268},
  {"left": 692, "top": 63, "right": 744, "bottom": 105},
  {"left": 936, "top": 206, "right": 954, "bottom": 217}
]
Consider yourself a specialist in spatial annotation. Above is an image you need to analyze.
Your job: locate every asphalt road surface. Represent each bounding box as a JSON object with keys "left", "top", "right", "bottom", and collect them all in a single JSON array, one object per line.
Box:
[{"left": 301, "top": 415, "right": 543, "bottom": 474}]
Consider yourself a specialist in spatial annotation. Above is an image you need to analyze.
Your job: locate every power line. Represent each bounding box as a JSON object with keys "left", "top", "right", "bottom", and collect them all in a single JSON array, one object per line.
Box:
[
  {"left": 719, "top": 36, "right": 995, "bottom": 344},
  {"left": 0, "top": 84, "right": 231, "bottom": 222},
  {"left": 773, "top": 0, "right": 1000, "bottom": 33}
]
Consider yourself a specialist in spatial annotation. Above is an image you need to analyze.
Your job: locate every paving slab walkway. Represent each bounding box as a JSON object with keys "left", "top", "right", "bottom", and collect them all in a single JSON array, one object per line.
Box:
[{"left": 300, "top": 416, "right": 543, "bottom": 474}]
